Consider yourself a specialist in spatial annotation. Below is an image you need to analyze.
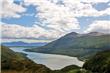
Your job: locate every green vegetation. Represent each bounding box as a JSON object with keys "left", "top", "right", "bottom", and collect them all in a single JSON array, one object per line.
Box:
[
  {"left": 52, "top": 65, "right": 80, "bottom": 73},
  {"left": 1, "top": 45, "right": 51, "bottom": 73},
  {"left": 52, "top": 65, "right": 92, "bottom": 73},
  {"left": 83, "top": 50, "right": 110, "bottom": 73}
]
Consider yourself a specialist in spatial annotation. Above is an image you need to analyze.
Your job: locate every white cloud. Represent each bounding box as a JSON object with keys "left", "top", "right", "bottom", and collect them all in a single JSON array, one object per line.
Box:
[
  {"left": 1, "top": 0, "right": 110, "bottom": 40},
  {"left": 23, "top": 0, "right": 110, "bottom": 34},
  {"left": 1, "top": 23, "right": 66, "bottom": 39},
  {"left": 81, "top": 0, "right": 110, "bottom": 3},
  {"left": 84, "top": 21, "right": 110, "bottom": 33},
  {"left": 24, "top": 0, "right": 80, "bottom": 33},
  {"left": 0, "top": 0, "right": 26, "bottom": 18},
  {"left": 63, "top": 0, "right": 110, "bottom": 16},
  {"left": 24, "top": 0, "right": 110, "bottom": 17}
]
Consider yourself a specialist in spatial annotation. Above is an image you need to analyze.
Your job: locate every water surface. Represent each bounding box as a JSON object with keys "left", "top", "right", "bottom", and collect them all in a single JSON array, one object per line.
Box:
[{"left": 10, "top": 47, "right": 84, "bottom": 70}]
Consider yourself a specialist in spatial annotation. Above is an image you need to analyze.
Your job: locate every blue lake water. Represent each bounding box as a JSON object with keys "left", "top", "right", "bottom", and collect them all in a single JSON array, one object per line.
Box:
[{"left": 9, "top": 46, "right": 84, "bottom": 70}]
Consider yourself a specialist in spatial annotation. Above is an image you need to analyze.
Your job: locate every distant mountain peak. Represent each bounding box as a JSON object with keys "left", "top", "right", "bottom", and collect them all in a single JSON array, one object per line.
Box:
[
  {"left": 88, "top": 32, "right": 102, "bottom": 34},
  {"left": 13, "top": 41, "right": 26, "bottom": 43},
  {"left": 86, "top": 32, "right": 106, "bottom": 36}
]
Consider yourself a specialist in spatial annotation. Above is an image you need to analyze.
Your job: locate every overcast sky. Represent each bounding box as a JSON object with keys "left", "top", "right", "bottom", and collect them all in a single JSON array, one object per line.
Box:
[{"left": 1, "top": 0, "right": 110, "bottom": 42}]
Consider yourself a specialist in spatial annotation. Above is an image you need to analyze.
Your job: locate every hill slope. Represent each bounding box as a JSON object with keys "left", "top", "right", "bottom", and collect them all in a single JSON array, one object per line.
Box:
[
  {"left": 83, "top": 50, "right": 110, "bottom": 73},
  {"left": 26, "top": 32, "right": 110, "bottom": 60},
  {"left": 1, "top": 45, "right": 51, "bottom": 73}
]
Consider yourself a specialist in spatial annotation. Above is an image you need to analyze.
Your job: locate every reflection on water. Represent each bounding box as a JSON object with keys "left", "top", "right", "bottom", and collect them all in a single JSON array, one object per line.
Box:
[{"left": 10, "top": 46, "right": 84, "bottom": 70}]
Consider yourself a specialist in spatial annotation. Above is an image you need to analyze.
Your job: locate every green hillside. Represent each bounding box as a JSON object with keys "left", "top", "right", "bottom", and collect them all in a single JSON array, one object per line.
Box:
[
  {"left": 1, "top": 45, "right": 51, "bottom": 73},
  {"left": 52, "top": 65, "right": 92, "bottom": 73},
  {"left": 83, "top": 50, "right": 110, "bottom": 73}
]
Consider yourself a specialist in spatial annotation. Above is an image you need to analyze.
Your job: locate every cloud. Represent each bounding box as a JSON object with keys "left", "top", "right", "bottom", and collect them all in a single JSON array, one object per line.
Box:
[
  {"left": 1, "top": 0, "right": 26, "bottom": 18},
  {"left": 1, "top": 23, "right": 67, "bottom": 39},
  {"left": 24, "top": 0, "right": 80, "bottom": 33},
  {"left": 84, "top": 21, "right": 110, "bottom": 33},
  {"left": 23, "top": 0, "right": 110, "bottom": 33},
  {"left": 81, "top": 0, "right": 110, "bottom": 3},
  {"left": 24, "top": 0, "right": 110, "bottom": 17},
  {"left": 63, "top": 0, "right": 110, "bottom": 16},
  {"left": 1, "top": 0, "right": 110, "bottom": 40}
]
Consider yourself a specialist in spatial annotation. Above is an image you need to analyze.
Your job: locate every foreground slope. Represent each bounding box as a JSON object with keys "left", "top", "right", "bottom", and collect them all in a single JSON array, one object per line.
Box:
[
  {"left": 1, "top": 45, "right": 51, "bottom": 73},
  {"left": 83, "top": 50, "right": 110, "bottom": 73},
  {"left": 26, "top": 32, "right": 110, "bottom": 60}
]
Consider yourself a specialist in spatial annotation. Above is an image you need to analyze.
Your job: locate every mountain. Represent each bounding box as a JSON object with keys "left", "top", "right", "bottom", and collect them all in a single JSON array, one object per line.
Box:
[
  {"left": 1, "top": 45, "right": 51, "bottom": 73},
  {"left": 26, "top": 32, "right": 110, "bottom": 60},
  {"left": 2, "top": 41, "right": 47, "bottom": 47}
]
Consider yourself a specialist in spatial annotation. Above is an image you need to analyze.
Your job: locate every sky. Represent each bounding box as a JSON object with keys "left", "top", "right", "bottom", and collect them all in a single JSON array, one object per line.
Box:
[{"left": 1, "top": 0, "right": 110, "bottom": 43}]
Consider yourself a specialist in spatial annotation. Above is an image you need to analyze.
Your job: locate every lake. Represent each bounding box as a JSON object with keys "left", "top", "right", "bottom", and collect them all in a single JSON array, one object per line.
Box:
[{"left": 9, "top": 46, "right": 84, "bottom": 70}]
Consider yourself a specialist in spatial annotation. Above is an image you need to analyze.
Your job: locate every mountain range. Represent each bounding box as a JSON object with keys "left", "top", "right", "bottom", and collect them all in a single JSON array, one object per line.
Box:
[
  {"left": 2, "top": 41, "right": 47, "bottom": 47},
  {"left": 26, "top": 32, "right": 110, "bottom": 60}
]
